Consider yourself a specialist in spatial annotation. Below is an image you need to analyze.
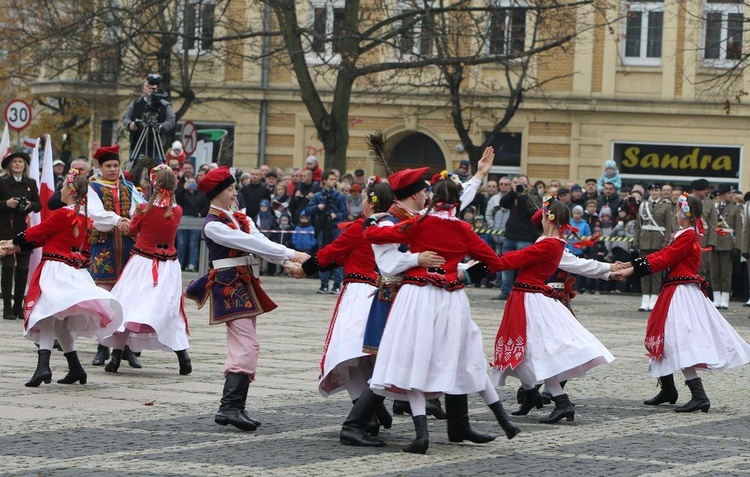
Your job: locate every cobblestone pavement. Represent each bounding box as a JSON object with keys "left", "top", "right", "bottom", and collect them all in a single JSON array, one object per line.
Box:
[{"left": 1, "top": 276, "right": 750, "bottom": 476}]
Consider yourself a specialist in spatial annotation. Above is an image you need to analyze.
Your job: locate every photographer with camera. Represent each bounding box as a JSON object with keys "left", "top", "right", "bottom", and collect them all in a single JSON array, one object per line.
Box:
[
  {"left": 0, "top": 151, "right": 42, "bottom": 319},
  {"left": 305, "top": 170, "right": 347, "bottom": 294},
  {"left": 122, "top": 74, "right": 176, "bottom": 164}
]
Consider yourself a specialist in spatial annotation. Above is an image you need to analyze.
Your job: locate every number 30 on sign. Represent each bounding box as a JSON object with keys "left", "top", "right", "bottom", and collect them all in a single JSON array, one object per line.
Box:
[{"left": 4, "top": 100, "right": 32, "bottom": 131}]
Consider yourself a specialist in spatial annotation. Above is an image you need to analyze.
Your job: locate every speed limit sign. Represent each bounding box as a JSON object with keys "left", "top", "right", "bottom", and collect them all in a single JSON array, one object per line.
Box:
[{"left": 4, "top": 99, "right": 32, "bottom": 131}]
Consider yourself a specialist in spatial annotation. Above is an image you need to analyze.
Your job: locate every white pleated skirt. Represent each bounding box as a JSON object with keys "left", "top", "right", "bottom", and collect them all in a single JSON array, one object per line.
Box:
[
  {"left": 493, "top": 292, "right": 615, "bottom": 386},
  {"left": 370, "top": 284, "right": 489, "bottom": 399},
  {"left": 649, "top": 283, "right": 750, "bottom": 377},
  {"left": 102, "top": 255, "right": 189, "bottom": 352},
  {"left": 318, "top": 282, "right": 376, "bottom": 397},
  {"left": 25, "top": 261, "right": 122, "bottom": 342}
]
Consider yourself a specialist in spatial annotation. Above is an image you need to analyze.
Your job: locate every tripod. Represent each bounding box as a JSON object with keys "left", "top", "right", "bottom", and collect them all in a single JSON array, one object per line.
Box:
[{"left": 130, "top": 121, "right": 166, "bottom": 165}]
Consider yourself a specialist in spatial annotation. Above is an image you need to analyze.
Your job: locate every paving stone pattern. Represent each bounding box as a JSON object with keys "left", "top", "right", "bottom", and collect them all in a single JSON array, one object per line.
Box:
[{"left": 1, "top": 276, "right": 750, "bottom": 476}]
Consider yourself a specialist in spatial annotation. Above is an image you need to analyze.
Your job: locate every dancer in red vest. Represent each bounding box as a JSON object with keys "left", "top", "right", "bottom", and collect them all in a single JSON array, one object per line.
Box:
[
  {"left": 491, "top": 197, "right": 614, "bottom": 424},
  {"left": 0, "top": 170, "right": 122, "bottom": 387},
  {"left": 618, "top": 193, "right": 750, "bottom": 412},
  {"left": 102, "top": 165, "right": 191, "bottom": 374}
]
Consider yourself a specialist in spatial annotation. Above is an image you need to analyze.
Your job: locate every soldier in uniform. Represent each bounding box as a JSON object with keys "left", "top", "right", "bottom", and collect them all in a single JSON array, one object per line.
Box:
[
  {"left": 633, "top": 183, "right": 673, "bottom": 312},
  {"left": 87, "top": 144, "right": 144, "bottom": 367},
  {"left": 711, "top": 184, "right": 743, "bottom": 309},
  {"left": 691, "top": 179, "right": 717, "bottom": 293}
]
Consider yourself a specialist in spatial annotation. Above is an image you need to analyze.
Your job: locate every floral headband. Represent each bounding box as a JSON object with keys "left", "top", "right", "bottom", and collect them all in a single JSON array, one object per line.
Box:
[
  {"left": 366, "top": 175, "right": 381, "bottom": 204},
  {"left": 150, "top": 163, "right": 171, "bottom": 185},
  {"left": 65, "top": 168, "right": 85, "bottom": 197},
  {"left": 677, "top": 192, "right": 691, "bottom": 219},
  {"left": 542, "top": 195, "right": 558, "bottom": 222},
  {"left": 429, "top": 170, "right": 464, "bottom": 197}
]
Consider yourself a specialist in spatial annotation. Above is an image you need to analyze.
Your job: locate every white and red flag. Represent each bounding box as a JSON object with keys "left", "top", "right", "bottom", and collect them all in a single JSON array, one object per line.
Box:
[
  {"left": 26, "top": 138, "right": 42, "bottom": 291},
  {"left": 40, "top": 135, "right": 55, "bottom": 220},
  {"left": 0, "top": 122, "right": 10, "bottom": 159}
]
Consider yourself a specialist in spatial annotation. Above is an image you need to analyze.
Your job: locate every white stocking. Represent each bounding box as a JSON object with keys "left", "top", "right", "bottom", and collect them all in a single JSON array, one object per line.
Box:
[
  {"left": 54, "top": 320, "right": 76, "bottom": 353},
  {"left": 682, "top": 367, "right": 698, "bottom": 381},
  {"left": 479, "top": 377, "right": 500, "bottom": 405},
  {"left": 407, "top": 390, "right": 426, "bottom": 416},
  {"left": 37, "top": 318, "right": 55, "bottom": 351},
  {"left": 544, "top": 376, "right": 564, "bottom": 397}
]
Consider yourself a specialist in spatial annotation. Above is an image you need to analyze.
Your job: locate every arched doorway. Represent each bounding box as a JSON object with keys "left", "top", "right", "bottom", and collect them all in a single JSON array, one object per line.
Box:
[{"left": 390, "top": 132, "right": 446, "bottom": 176}]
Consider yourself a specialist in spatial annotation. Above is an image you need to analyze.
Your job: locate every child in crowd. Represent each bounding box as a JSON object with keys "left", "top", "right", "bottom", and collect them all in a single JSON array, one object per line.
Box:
[
  {"left": 597, "top": 160, "right": 622, "bottom": 194},
  {"left": 462, "top": 205, "right": 476, "bottom": 224},
  {"left": 565, "top": 205, "right": 591, "bottom": 291},
  {"left": 292, "top": 211, "right": 317, "bottom": 257},
  {"left": 256, "top": 199, "right": 280, "bottom": 275},
  {"left": 582, "top": 199, "right": 605, "bottom": 294}
]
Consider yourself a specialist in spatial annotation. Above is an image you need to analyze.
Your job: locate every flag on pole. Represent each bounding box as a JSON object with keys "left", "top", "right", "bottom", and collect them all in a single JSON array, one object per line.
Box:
[
  {"left": 23, "top": 137, "right": 36, "bottom": 149},
  {"left": 0, "top": 122, "right": 10, "bottom": 159},
  {"left": 26, "top": 138, "right": 42, "bottom": 293},
  {"left": 40, "top": 135, "right": 55, "bottom": 221}
]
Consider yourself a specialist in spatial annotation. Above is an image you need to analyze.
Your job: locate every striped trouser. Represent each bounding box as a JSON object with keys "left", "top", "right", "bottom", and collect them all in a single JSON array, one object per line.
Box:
[{"left": 224, "top": 317, "right": 259, "bottom": 382}]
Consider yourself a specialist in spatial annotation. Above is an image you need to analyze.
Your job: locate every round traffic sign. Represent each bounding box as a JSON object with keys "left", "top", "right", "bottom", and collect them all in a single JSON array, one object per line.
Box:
[
  {"left": 181, "top": 121, "right": 198, "bottom": 155},
  {"left": 4, "top": 99, "right": 32, "bottom": 131}
]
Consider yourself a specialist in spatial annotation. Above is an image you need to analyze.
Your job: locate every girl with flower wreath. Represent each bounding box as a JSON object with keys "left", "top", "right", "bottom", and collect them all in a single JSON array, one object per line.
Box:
[
  {"left": 362, "top": 173, "right": 520, "bottom": 454},
  {"left": 102, "top": 165, "right": 192, "bottom": 375},
  {"left": 185, "top": 166, "right": 309, "bottom": 432},
  {"left": 0, "top": 170, "right": 123, "bottom": 387},
  {"left": 618, "top": 194, "right": 750, "bottom": 413},
  {"left": 289, "top": 176, "right": 395, "bottom": 434},
  {"left": 491, "top": 196, "right": 614, "bottom": 425}
]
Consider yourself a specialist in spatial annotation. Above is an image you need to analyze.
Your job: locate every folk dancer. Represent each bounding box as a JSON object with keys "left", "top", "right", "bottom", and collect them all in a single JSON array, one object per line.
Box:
[
  {"left": 87, "top": 145, "right": 144, "bottom": 368},
  {"left": 0, "top": 170, "right": 122, "bottom": 386},
  {"left": 618, "top": 194, "right": 750, "bottom": 412},
  {"left": 633, "top": 183, "right": 674, "bottom": 312},
  {"left": 102, "top": 165, "right": 191, "bottom": 374},
  {"left": 711, "top": 184, "right": 742, "bottom": 310},
  {"left": 363, "top": 174, "right": 520, "bottom": 454},
  {"left": 185, "top": 167, "right": 309, "bottom": 432}
]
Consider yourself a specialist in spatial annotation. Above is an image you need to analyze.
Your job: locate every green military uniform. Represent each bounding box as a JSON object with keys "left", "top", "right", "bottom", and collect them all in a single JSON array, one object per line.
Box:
[
  {"left": 633, "top": 186, "right": 674, "bottom": 311},
  {"left": 710, "top": 187, "right": 742, "bottom": 309}
]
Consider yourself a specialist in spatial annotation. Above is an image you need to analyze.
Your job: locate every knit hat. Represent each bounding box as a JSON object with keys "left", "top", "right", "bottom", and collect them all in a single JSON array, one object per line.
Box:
[
  {"left": 604, "top": 160, "right": 617, "bottom": 170},
  {"left": 572, "top": 205, "right": 584, "bottom": 215},
  {"left": 599, "top": 206, "right": 612, "bottom": 217}
]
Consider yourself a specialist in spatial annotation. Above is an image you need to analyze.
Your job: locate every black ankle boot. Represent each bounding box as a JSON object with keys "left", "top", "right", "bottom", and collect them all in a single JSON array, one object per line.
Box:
[
  {"left": 215, "top": 373, "right": 257, "bottom": 431},
  {"left": 445, "top": 394, "right": 496, "bottom": 443},
  {"left": 25, "top": 349, "right": 52, "bottom": 387},
  {"left": 123, "top": 346, "right": 142, "bottom": 368},
  {"left": 175, "top": 350, "right": 192, "bottom": 375},
  {"left": 674, "top": 377, "right": 710, "bottom": 413},
  {"left": 511, "top": 387, "right": 544, "bottom": 415},
  {"left": 58, "top": 351, "right": 87, "bottom": 384},
  {"left": 402, "top": 415, "right": 429, "bottom": 454},
  {"left": 488, "top": 401, "right": 521, "bottom": 439},
  {"left": 352, "top": 397, "right": 381, "bottom": 436},
  {"left": 105, "top": 349, "right": 122, "bottom": 373},
  {"left": 539, "top": 393, "right": 575, "bottom": 424},
  {"left": 374, "top": 400, "right": 392, "bottom": 430},
  {"left": 426, "top": 398, "right": 447, "bottom": 420},
  {"left": 644, "top": 374, "right": 678, "bottom": 406},
  {"left": 92, "top": 344, "right": 110, "bottom": 366},
  {"left": 340, "top": 389, "right": 386, "bottom": 447}
]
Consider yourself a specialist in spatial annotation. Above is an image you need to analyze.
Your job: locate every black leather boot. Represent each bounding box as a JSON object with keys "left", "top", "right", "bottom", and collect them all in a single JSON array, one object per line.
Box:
[
  {"left": 340, "top": 388, "right": 386, "bottom": 446},
  {"left": 25, "top": 349, "right": 52, "bottom": 387},
  {"left": 175, "top": 350, "right": 192, "bottom": 375},
  {"left": 445, "top": 394, "right": 496, "bottom": 443},
  {"left": 674, "top": 377, "right": 711, "bottom": 413},
  {"left": 539, "top": 393, "right": 575, "bottom": 424},
  {"left": 350, "top": 398, "right": 381, "bottom": 437},
  {"left": 541, "top": 381, "right": 566, "bottom": 404},
  {"left": 373, "top": 400, "right": 392, "bottom": 430},
  {"left": 402, "top": 415, "right": 429, "bottom": 454},
  {"left": 239, "top": 378, "right": 262, "bottom": 428},
  {"left": 105, "top": 349, "right": 122, "bottom": 373},
  {"left": 511, "top": 387, "right": 544, "bottom": 415},
  {"left": 215, "top": 373, "right": 257, "bottom": 431},
  {"left": 58, "top": 351, "right": 87, "bottom": 384},
  {"left": 122, "top": 346, "right": 142, "bottom": 368},
  {"left": 394, "top": 399, "right": 446, "bottom": 419},
  {"left": 489, "top": 400, "right": 521, "bottom": 439},
  {"left": 2, "top": 266, "right": 14, "bottom": 320},
  {"left": 644, "top": 374, "right": 678, "bottom": 406},
  {"left": 12, "top": 267, "right": 27, "bottom": 319},
  {"left": 92, "top": 344, "right": 110, "bottom": 366}
]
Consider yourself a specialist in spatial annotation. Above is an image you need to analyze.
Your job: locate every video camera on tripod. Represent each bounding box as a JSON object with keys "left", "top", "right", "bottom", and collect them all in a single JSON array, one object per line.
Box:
[
  {"left": 129, "top": 73, "right": 171, "bottom": 163},
  {"left": 135, "top": 74, "right": 169, "bottom": 129}
]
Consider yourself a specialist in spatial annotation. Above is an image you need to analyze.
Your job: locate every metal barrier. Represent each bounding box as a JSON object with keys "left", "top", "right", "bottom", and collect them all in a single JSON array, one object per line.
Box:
[{"left": 178, "top": 216, "right": 209, "bottom": 276}]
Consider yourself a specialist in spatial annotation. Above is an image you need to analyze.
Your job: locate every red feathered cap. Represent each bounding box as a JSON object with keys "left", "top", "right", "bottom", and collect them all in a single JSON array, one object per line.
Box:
[
  {"left": 92, "top": 145, "right": 120, "bottom": 165},
  {"left": 388, "top": 167, "right": 429, "bottom": 200},
  {"left": 198, "top": 166, "right": 235, "bottom": 200}
]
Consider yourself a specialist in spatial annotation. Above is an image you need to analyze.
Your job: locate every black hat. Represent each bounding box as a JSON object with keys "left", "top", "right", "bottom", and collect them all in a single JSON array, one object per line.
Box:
[
  {"left": 647, "top": 182, "right": 661, "bottom": 190},
  {"left": 717, "top": 184, "right": 734, "bottom": 195},
  {"left": 264, "top": 170, "right": 278, "bottom": 178},
  {"left": 557, "top": 188, "right": 570, "bottom": 196},
  {"left": 1, "top": 151, "right": 31, "bottom": 169},
  {"left": 691, "top": 178, "right": 709, "bottom": 191},
  {"left": 585, "top": 178, "right": 597, "bottom": 184},
  {"left": 354, "top": 169, "right": 365, "bottom": 177}
]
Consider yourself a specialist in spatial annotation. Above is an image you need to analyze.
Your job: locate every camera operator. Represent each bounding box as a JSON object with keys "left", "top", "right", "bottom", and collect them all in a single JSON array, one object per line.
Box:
[
  {"left": 492, "top": 175, "right": 541, "bottom": 301},
  {"left": 0, "top": 151, "right": 42, "bottom": 320},
  {"left": 121, "top": 74, "right": 176, "bottom": 164}
]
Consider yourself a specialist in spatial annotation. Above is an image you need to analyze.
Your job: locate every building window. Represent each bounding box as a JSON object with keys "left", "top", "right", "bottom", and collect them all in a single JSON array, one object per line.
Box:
[
  {"left": 622, "top": 1, "right": 663, "bottom": 66},
  {"left": 183, "top": 0, "right": 215, "bottom": 53},
  {"left": 488, "top": 1, "right": 526, "bottom": 57},
  {"left": 397, "top": 1, "right": 435, "bottom": 58},
  {"left": 308, "top": 0, "right": 345, "bottom": 62},
  {"left": 703, "top": 0, "right": 743, "bottom": 66}
]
